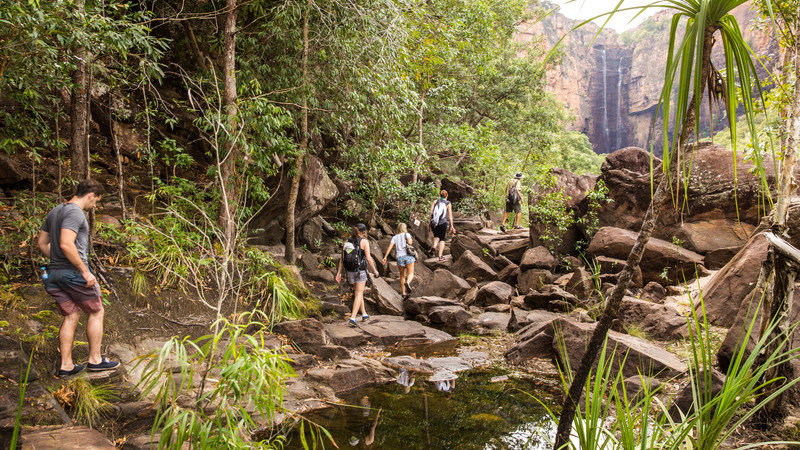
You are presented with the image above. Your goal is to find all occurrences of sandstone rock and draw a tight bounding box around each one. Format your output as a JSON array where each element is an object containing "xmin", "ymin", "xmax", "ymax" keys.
[
  {"xmin": 518, "ymin": 269, "xmax": 553, "ymax": 294},
  {"xmin": 300, "ymin": 217, "xmax": 326, "ymax": 250},
  {"xmin": 700, "ymin": 231, "xmax": 767, "ymax": 327},
  {"xmin": 427, "ymin": 306, "xmax": 473, "ymax": 330},
  {"xmin": 588, "ymin": 226, "xmax": 707, "ymax": 285},
  {"xmin": 666, "ymin": 369, "xmax": 725, "ymax": 422},
  {"xmin": 640, "ymin": 281, "xmax": 667, "ymax": 303},
  {"xmin": 616, "ymin": 297, "xmax": 689, "ymax": 340},
  {"xmin": 463, "ymin": 286, "xmax": 479, "ymax": 306},
  {"xmin": 553, "ymin": 319, "xmax": 687, "ymax": 379},
  {"xmin": 325, "ymin": 316, "xmax": 454, "ymax": 348},
  {"xmin": 451, "ymin": 216, "xmax": 483, "ymax": 233},
  {"xmin": 307, "ymin": 345, "xmax": 351, "ymax": 361},
  {"xmin": 622, "ymin": 375, "xmax": 662, "ymax": 404},
  {"xmin": 423, "ymin": 256, "xmax": 453, "ymax": 271},
  {"xmin": 475, "ymin": 281, "xmax": 514, "ymax": 306},
  {"xmin": 441, "ymin": 178, "xmax": 476, "ymax": 203},
  {"xmin": 413, "ymin": 269, "xmax": 470, "ymax": 299},
  {"xmin": 507, "ymin": 309, "xmax": 562, "ymax": 333},
  {"xmin": 489, "ymin": 238, "xmax": 529, "ymax": 263},
  {"xmin": 22, "ymin": 427, "xmax": 115, "ymax": 449},
  {"xmin": 305, "ymin": 269, "xmax": 335, "ymax": 283},
  {"xmin": 704, "ymin": 246, "xmax": 742, "ymax": 270},
  {"xmin": 676, "ymin": 219, "xmax": 754, "ymax": 254},
  {"xmin": 520, "ymin": 246, "xmax": 557, "ymax": 271},
  {"xmin": 273, "ymin": 318, "xmax": 328, "ymax": 347},
  {"xmin": 0, "ymin": 154, "xmax": 29, "ymax": 186},
  {"xmin": 485, "ymin": 304, "xmax": 511, "ymax": 313},
  {"xmin": 452, "ymin": 250, "xmax": 497, "ymax": 282},
  {"xmin": 496, "ymin": 263, "xmax": 520, "ymax": 285},
  {"xmin": 305, "ymin": 360, "xmax": 378, "ymax": 394},
  {"xmin": 523, "ymin": 286, "xmax": 578, "ymax": 310},
  {"xmin": 595, "ymin": 255, "xmax": 626, "ymax": 274},
  {"xmin": 370, "ymin": 277, "xmax": 404, "ymax": 315},
  {"xmin": 565, "ymin": 267, "xmax": 594, "ymax": 299},
  {"xmin": 404, "ymin": 296, "xmax": 464, "ymax": 316},
  {"xmin": 451, "ymin": 232, "xmax": 493, "ymax": 266}
]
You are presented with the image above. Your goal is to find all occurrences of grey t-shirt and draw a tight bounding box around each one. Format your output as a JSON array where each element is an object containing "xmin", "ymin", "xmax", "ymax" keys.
[{"xmin": 41, "ymin": 203, "xmax": 89, "ymax": 270}]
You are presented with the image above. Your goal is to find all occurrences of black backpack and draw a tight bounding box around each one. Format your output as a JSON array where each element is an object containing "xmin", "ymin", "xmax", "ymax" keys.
[
  {"xmin": 342, "ymin": 237, "xmax": 364, "ymax": 271},
  {"xmin": 507, "ymin": 180, "xmax": 520, "ymax": 204}
]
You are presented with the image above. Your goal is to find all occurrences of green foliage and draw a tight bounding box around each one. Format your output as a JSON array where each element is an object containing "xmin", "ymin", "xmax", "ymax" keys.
[
  {"xmin": 134, "ymin": 310, "xmax": 303, "ymax": 449},
  {"xmin": 576, "ymin": 180, "xmax": 612, "ymax": 242},
  {"xmin": 53, "ymin": 378, "xmax": 116, "ymax": 428},
  {"xmin": 0, "ymin": 192, "xmax": 51, "ymax": 279}
]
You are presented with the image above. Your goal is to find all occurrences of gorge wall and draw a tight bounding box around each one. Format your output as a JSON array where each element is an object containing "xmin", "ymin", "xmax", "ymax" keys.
[{"xmin": 516, "ymin": 3, "xmax": 779, "ymax": 155}]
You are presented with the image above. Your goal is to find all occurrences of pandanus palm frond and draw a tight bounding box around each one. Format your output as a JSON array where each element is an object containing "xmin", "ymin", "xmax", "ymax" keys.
[{"xmin": 657, "ymin": 0, "xmax": 774, "ymax": 202}]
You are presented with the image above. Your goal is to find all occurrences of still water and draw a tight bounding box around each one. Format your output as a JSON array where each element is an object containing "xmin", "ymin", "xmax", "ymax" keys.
[{"xmin": 286, "ymin": 370, "xmax": 561, "ymax": 449}]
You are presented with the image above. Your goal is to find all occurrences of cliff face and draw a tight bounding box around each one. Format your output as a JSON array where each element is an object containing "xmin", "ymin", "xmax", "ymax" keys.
[{"xmin": 517, "ymin": 3, "xmax": 779, "ymax": 155}]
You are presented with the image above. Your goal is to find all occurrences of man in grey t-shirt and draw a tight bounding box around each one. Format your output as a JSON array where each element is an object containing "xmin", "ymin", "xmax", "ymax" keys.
[{"xmin": 37, "ymin": 179, "xmax": 119, "ymax": 377}]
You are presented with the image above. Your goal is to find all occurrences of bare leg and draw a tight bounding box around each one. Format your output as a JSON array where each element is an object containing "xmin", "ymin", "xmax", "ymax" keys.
[
  {"xmin": 513, "ymin": 212, "xmax": 522, "ymax": 228},
  {"xmin": 352, "ymin": 281, "xmax": 366, "ymax": 319},
  {"xmin": 406, "ymin": 262, "xmax": 415, "ymax": 285},
  {"xmin": 432, "ymin": 237, "xmax": 440, "ymax": 252},
  {"xmin": 86, "ymin": 307, "xmax": 105, "ymax": 365},
  {"xmin": 501, "ymin": 212, "xmax": 509, "ymax": 227},
  {"xmin": 59, "ymin": 312, "xmax": 80, "ymax": 370},
  {"xmin": 437, "ymin": 240, "xmax": 445, "ymax": 258},
  {"xmin": 398, "ymin": 265, "xmax": 407, "ymax": 295}
]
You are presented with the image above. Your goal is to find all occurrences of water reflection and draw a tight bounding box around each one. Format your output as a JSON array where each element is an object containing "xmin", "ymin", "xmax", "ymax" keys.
[{"xmin": 287, "ymin": 371, "xmax": 560, "ymax": 449}]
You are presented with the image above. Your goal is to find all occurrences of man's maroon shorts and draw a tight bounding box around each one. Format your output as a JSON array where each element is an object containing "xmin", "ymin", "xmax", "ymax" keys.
[{"xmin": 43, "ymin": 269, "xmax": 103, "ymax": 316}]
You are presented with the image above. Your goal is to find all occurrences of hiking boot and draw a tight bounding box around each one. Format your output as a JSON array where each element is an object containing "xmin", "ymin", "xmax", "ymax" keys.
[
  {"xmin": 499, "ymin": 224, "xmax": 506, "ymax": 232},
  {"xmin": 87, "ymin": 357, "xmax": 119, "ymax": 372}
]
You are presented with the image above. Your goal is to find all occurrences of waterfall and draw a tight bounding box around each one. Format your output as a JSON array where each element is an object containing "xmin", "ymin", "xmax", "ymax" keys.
[
  {"xmin": 602, "ymin": 49, "xmax": 609, "ymax": 146},
  {"xmin": 616, "ymin": 57, "xmax": 623, "ymax": 150}
]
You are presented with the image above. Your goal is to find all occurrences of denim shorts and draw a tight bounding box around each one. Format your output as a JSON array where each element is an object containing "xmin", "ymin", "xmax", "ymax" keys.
[{"xmin": 397, "ymin": 255, "xmax": 416, "ymax": 267}]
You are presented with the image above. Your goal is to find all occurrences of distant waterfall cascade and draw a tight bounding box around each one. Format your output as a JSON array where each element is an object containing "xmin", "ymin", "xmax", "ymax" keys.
[
  {"xmin": 616, "ymin": 58, "xmax": 623, "ymax": 150},
  {"xmin": 602, "ymin": 49, "xmax": 609, "ymax": 145}
]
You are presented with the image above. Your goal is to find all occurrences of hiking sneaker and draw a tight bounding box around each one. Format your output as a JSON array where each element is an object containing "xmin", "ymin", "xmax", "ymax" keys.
[
  {"xmin": 513, "ymin": 225, "xmax": 523, "ymax": 230},
  {"xmin": 438, "ymin": 256, "xmax": 445, "ymax": 262},
  {"xmin": 57, "ymin": 363, "xmax": 85, "ymax": 378},
  {"xmin": 362, "ymin": 314, "xmax": 370, "ymax": 322},
  {"xmin": 87, "ymin": 357, "xmax": 119, "ymax": 372},
  {"xmin": 349, "ymin": 318, "xmax": 358, "ymax": 327},
  {"xmin": 499, "ymin": 224, "xmax": 506, "ymax": 232},
  {"xmin": 404, "ymin": 281, "xmax": 412, "ymax": 294}
]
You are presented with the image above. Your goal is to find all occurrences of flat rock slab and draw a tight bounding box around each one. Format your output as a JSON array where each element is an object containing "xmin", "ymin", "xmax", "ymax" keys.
[
  {"xmin": 384, "ymin": 354, "xmax": 486, "ymax": 374},
  {"xmin": 475, "ymin": 312, "xmax": 511, "ymax": 330},
  {"xmin": 21, "ymin": 426, "xmax": 115, "ymax": 449},
  {"xmin": 325, "ymin": 315, "xmax": 454, "ymax": 348}
]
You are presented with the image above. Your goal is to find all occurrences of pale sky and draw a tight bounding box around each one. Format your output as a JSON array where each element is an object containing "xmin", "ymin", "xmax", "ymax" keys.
[{"xmin": 551, "ymin": 0, "xmax": 663, "ymax": 32}]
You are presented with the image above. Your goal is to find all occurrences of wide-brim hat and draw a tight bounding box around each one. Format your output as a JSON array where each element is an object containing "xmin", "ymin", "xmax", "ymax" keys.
[{"xmin": 514, "ymin": 172, "xmax": 523, "ymax": 179}]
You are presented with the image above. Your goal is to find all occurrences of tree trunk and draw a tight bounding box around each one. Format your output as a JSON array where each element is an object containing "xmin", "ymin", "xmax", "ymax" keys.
[
  {"xmin": 108, "ymin": 96, "xmax": 126, "ymax": 222},
  {"xmin": 552, "ymin": 24, "xmax": 717, "ymax": 450},
  {"xmin": 411, "ymin": 84, "xmax": 428, "ymax": 184},
  {"xmin": 218, "ymin": 0, "xmax": 238, "ymax": 247},
  {"xmin": 286, "ymin": 0, "xmax": 311, "ymax": 265},
  {"xmin": 755, "ymin": 19, "xmax": 800, "ymax": 425},
  {"xmin": 70, "ymin": 0, "xmax": 89, "ymax": 181}
]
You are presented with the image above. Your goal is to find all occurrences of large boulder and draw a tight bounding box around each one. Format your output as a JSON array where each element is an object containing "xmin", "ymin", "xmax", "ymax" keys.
[
  {"xmin": 451, "ymin": 216, "xmax": 483, "ymax": 233},
  {"xmin": 489, "ymin": 238, "xmax": 529, "ymax": 263},
  {"xmin": 475, "ymin": 312, "xmax": 511, "ymax": 331},
  {"xmin": 475, "ymin": 281, "xmax": 514, "ymax": 306},
  {"xmin": 441, "ymin": 178, "xmax": 476, "ymax": 203},
  {"xmin": 507, "ymin": 309, "xmax": 562, "ymax": 333},
  {"xmin": 518, "ymin": 269, "xmax": 552, "ymax": 294},
  {"xmin": 587, "ymin": 144, "xmax": 774, "ymax": 243},
  {"xmin": 588, "ymin": 226, "xmax": 707, "ymax": 285},
  {"xmin": 520, "ymin": 246, "xmax": 558, "ymax": 271},
  {"xmin": 325, "ymin": 316, "xmax": 454, "ymax": 348},
  {"xmin": 675, "ymin": 219, "xmax": 755, "ymax": 254},
  {"xmin": 565, "ymin": 267, "xmax": 594, "ymax": 299},
  {"xmin": 273, "ymin": 318, "xmax": 328, "ymax": 348},
  {"xmin": 0, "ymin": 154, "xmax": 29, "ymax": 186},
  {"xmin": 305, "ymin": 358, "xmax": 394, "ymax": 395},
  {"xmin": 404, "ymin": 296, "xmax": 472, "ymax": 330},
  {"xmin": 700, "ymin": 231, "xmax": 768, "ymax": 327},
  {"xmin": 614, "ymin": 297, "xmax": 689, "ymax": 340},
  {"xmin": 553, "ymin": 319, "xmax": 688, "ymax": 380},
  {"xmin": 370, "ymin": 277, "xmax": 404, "ymax": 315},
  {"xmin": 413, "ymin": 269, "xmax": 470, "ymax": 299},
  {"xmin": 523, "ymin": 286, "xmax": 579, "ymax": 310},
  {"xmin": 452, "ymin": 250, "xmax": 497, "ymax": 282},
  {"xmin": 251, "ymin": 155, "xmax": 338, "ymax": 240},
  {"xmin": 451, "ymin": 232, "xmax": 493, "ymax": 266}
]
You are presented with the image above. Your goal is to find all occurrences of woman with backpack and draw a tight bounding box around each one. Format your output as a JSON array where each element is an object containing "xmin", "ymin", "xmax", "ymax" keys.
[
  {"xmin": 336, "ymin": 223, "xmax": 380, "ymax": 327},
  {"xmin": 428, "ymin": 190, "xmax": 455, "ymax": 261},
  {"xmin": 381, "ymin": 223, "xmax": 416, "ymax": 299},
  {"xmin": 500, "ymin": 172, "xmax": 524, "ymax": 232}
]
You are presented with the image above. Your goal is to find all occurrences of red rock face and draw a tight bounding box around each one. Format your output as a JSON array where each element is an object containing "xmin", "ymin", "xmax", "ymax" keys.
[{"xmin": 516, "ymin": 4, "xmax": 779, "ymax": 155}]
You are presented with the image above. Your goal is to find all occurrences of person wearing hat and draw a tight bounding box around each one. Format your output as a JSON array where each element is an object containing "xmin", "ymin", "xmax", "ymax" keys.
[
  {"xmin": 336, "ymin": 223, "xmax": 380, "ymax": 327},
  {"xmin": 500, "ymin": 173, "xmax": 524, "ymax": 232}
]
